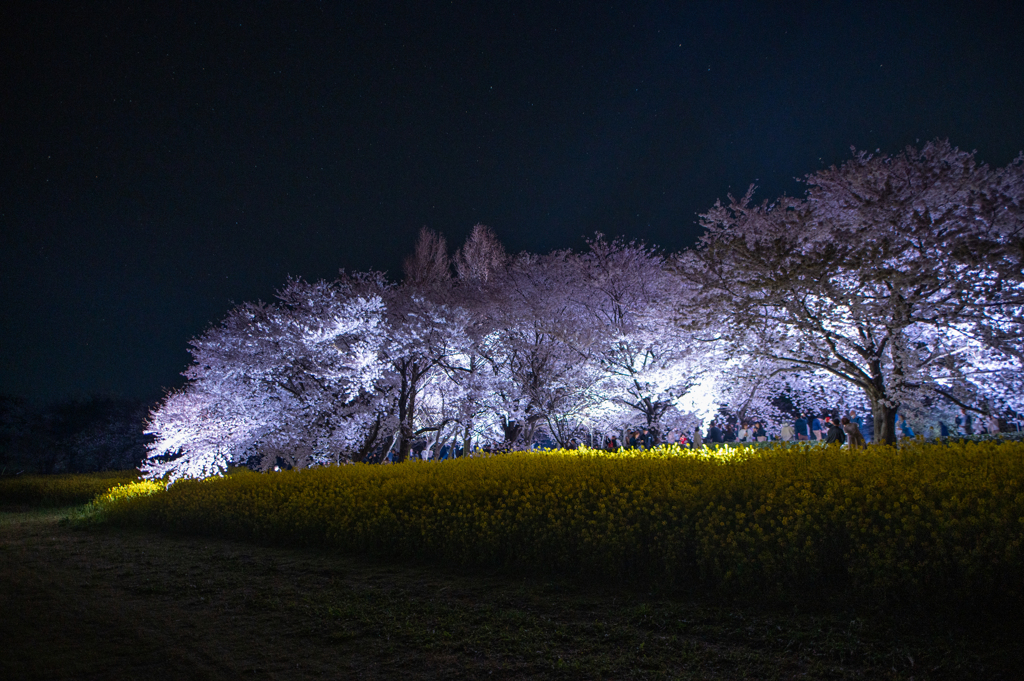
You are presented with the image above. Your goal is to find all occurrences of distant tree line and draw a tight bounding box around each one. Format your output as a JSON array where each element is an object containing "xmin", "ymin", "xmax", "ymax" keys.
[{"xmin": 0, "ymin": 394, "xmax": 154, "ymax": 475}]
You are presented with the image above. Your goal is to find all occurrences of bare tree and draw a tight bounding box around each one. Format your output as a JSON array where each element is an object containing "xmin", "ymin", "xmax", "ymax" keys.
[
  {"xmin": 455, "ymin": 223, "xmax": 507, "ymax": 283},
  {"xmin": 404, "ymin": 227, "xmax": 452, "ymax": 289}
]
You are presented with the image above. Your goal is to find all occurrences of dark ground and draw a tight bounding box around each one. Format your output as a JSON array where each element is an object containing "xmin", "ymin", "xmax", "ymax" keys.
[{"xmin": 1, "ymin": 507, "xmax": 1021, "ymax": 680}]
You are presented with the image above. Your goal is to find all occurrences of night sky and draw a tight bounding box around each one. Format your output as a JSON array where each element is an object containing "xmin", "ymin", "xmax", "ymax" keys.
[{"xmin": 2, "ymin": 1, "xmax": 1023, "ymax": 403}]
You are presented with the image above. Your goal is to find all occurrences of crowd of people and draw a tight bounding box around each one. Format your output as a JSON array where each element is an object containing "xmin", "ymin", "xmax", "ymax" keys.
[
  {"xmin": 642, "ymin": 407, "xmax": 1013, "ymax": 452},
  {"xmin": 372, "ymin": 407, "xmax": 1016, "ymax": 463},
  {"xmin": 594, "ymin": 410, "xmax": 872, "ymax": 452},
  {"xmin": 948, "ymin": 408, "xmax": 1003, "ymax": 437},
  {"xmin": 789, "ymin": 410, "xmax": 868, "ymax": 447}
]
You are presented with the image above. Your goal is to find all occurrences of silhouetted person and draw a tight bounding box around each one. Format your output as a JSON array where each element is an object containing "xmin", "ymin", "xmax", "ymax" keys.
[
  {"xmin": 794, "ymin": 414, "xmax": 809, "ymax": 441},
  {"xmin": 707, "ymin": 422, "xmax": 723, "ymax": 443},
  {"xmin": 841, "ymin": 416, "xmax": 866, "ymax": 449},
  {"xmin": 825, "ymin": 419, "xmax": 846, "ymax": 445},
  {"xmin": 722, "ymin": 424, "xmax": 737, "ymax": 442}
]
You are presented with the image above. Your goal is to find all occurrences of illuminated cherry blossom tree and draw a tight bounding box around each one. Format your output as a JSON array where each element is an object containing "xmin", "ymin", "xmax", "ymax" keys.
[
  {"xmin": 383, "ymin": 228, "xmax": 479, "ymax": 461},
  {"xmin": 679, "ymin": 141, "xmax": 1024, "ymax": 443},
  {"xmin": 570, "ymin": 236, "xmax": 708, "ymax": 436},
  {"xmin": 466, "ymin": 248, "xmax": 606, "ymax": 447},
  {"xmin": 145, "ymin": 141, "xmax": 1023, "ymax": 480},
  {"xmin": 143, "ymin": 278, "xmax": 390, "ymax": 481}
]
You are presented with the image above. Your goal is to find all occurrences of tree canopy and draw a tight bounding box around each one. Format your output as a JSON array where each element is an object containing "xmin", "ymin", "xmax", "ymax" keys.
[{"xmin": 144, "ymin": 142, "xmax": 1024, "ymax": 479}]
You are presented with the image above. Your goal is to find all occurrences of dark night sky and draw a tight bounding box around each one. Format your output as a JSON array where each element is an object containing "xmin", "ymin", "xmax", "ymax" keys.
[{"xmin": 2, "ymin": 1, "xmax": 1023, "ymax": 403}]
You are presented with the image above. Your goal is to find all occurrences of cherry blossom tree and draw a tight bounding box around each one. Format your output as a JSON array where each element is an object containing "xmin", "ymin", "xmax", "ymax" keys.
[
  {"xmin": 678, "ymin": 141, "xmax": 1024, "ymax": 443},
  {"xmin": 143, "ymin": 278, "xmax": 390, "ymax": 481},
  {"xmin": 468, "ymin": 251, "xmax": 583, "ymax": 447},
  {"xmin": 383, "ymin": 228, "xmax": 477, "ymax": 461},
  {"xmin": 145, "ymin": 141, "xmax": 1024, "ymax": 479},
  {"xmin": 570, "ymin": 236, "xmax": 708, "ymax": 437},
  {"xmin": 902, "ymin": 153, "xmax": 1021, "ymax": 359}
]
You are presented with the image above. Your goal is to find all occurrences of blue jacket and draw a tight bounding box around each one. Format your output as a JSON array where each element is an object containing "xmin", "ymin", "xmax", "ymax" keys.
[{"xmin": 794, "ymin": 418, "xmax": 808, "ymax": 436}]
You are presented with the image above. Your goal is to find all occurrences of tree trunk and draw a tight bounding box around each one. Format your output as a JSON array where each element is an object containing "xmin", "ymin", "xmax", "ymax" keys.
[
  {"xmin": 397, "ymin": 419, "xmax": 413, "ymax": 462},
  {"xmin": 354, "ymin": 416, "xmax": 382, "ymax": 463},
  {"xmin": 869, "ymin": 399, "xmax": 898, "ymax": 446},
  {"xmin": 500, "ymin": 416, "xmax": 523, "ymax": 449},
  {"xmin": 642, "ymin": 397, "xmax": 655, "ymax": 428},
  {"xmin": 396, "ymin": 366, "xmax": 416, "ymax": 463},
  {"xmin": 864, "ymin": 357, "xmax": 898, "ymax": 446},
  {"xmin": 432, "ymin": 427, "xmax": 442, "ymax": 460},
  {"xmin": 523, "ymin": 415, "xmax": 542, "ymax": 451}
]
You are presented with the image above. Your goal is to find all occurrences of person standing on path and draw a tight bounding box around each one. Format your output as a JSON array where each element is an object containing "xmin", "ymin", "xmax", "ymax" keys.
[
  {"xmin": 956, "ymin": 409, "xmax": 972, "ymax": 436},
  {"xmin": 811, "ymin": 415, "xmax": 823, "ymax": 441},
  {"xmin": 794, "ymin": 415, "xmax": 809, "ymax": 441}
]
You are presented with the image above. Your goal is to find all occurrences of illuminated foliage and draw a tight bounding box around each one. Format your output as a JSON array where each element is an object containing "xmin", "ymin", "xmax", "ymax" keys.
[
  {"xmin": 143, "ymin": 279, "xmax": 391, "ymax": 481},
  {"xmin": 679, "ymin": 141, "xmax": 1024, "ymax": 443},
  {"xmin": 143, "ymin": 142, "xmax": 1024, "ymax": 478}
]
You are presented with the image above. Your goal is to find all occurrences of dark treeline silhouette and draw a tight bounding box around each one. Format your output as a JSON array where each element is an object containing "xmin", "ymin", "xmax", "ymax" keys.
[{"xmin": 0, "ymin": 394, "xmax": 155, "ymax": 474}]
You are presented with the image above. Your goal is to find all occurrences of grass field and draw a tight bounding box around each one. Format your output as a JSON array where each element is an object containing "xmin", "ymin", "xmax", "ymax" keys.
[{"xmin": 2, "ymin": 506, "xmax": 1022, "ymax": 680}]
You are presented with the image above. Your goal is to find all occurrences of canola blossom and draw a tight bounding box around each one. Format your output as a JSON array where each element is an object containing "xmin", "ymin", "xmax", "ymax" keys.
[
  {"xmin": 0, "ymin": 470, "xmax": 138, "ymax": 507},
  {"xmin": 99, "ymin": 440, "xmax": 1024, "ymax": 604}
]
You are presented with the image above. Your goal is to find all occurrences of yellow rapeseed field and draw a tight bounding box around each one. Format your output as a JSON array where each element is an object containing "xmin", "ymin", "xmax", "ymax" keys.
[
  {"xmin": 96, "ymin": 440, "xmax": 1024, "ymax": 604},
  {"xmin": 0, "ymin": 470, "xmax": 138, "ymax": 506}
]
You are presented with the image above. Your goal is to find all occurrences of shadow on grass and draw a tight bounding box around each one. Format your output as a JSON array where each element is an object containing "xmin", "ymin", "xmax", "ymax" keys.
[{"xmin": 1, "ymin": 507, "xmax": 1021, "ymax": 680}]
